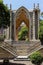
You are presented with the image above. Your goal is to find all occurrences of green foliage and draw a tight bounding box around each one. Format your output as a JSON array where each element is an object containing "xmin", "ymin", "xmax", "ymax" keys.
[
  {"xmin": 39, "ymin": 20, "xmax": 43, "ymax": 43},
  {"xmin": 0, "ymin": 1, "xmax": 10, "ymax": 28},
  {"xmin": 18, "ymin": 26, "xmax": 29, "ymax": 41},
  {"xmin": 29, "ymin": 52, "xmax": 43, "ymax": 65},
  {"xmin": 0, "ymin": 0, "xmax": 3, "ymax": 3}
]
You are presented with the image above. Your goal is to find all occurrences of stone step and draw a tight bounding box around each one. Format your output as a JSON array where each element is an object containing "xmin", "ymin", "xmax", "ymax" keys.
[{"xmin": 1, "ymin": 41, "xmax": 41, "ymax": 56}]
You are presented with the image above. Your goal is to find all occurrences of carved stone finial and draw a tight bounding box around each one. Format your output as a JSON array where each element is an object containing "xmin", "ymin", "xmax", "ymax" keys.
[
  {"xmin": 37, "ymin": 3, "xmax": 39, "ymax": 9},
  {"xmin": 10, "ymin": 4, "xmax": 12, "ymax": 10},
  {"xmin": 36, "ymin": 3, "xmax": 39, "ymax": 10},
  {"xmin": 6, "ymin": 4, "xmax": 8, "ymax": 7},
  {"xmin": 33, "ymin": 3, "xmax": 35, "ymax": 9}
]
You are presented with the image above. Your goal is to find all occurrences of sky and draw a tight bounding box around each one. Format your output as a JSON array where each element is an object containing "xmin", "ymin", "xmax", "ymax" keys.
[{"xmin": 3, "ymin": 0, "xmax": 43, "ymax": 12}]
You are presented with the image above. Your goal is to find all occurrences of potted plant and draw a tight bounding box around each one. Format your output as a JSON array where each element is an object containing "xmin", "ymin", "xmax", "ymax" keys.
[{"xmin": 29, "ymin": 52, "xmax": 43, "ymax": 65}]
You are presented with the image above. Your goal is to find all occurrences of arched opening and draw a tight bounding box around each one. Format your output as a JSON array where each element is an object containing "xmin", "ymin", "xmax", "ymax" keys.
[
  {"xmin": 14, "ymin": 6, "xmax": 30, "ymax": 41},
  {"xmin": 16, "ymin": 22, "xmax": 29, "ymax": 41}
]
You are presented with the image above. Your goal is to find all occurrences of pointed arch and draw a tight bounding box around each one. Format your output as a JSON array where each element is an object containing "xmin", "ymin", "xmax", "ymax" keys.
[
  {"xmin": 14, "ymin": 6, "xmax": 31, "ymax": 41},
  {"xmin": 15, "ymin": 6, "xmax": 31, "ymax": 29}
]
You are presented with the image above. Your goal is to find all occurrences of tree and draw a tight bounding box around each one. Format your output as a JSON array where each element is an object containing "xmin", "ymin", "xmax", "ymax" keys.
[
  {"xmin": 0, "ymin": 0, "xmax": 3, "ymax": 3},
  {"xmin": 18, "ymin": 26, "xmax": 29, "ymax": 41},
  {"xmin": 0, "ymin": 1, "xmax": 10, "ymax": 28}
]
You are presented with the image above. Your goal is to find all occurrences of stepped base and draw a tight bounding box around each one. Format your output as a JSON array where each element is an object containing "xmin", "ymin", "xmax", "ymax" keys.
[
  {"xmin": 30, "ymin": 39, "xmax": 40, "ymax": 42},
  {"xmin": 4, "ymin": 39, "xmax": 12, "ymax": 42},
  {"xmin": 4, "ymin": 40, "xmax": 41, "ymax": 56},
  {"xmin": 16, "ymin": 56, "xmax": 28, "ymax": 59},
  {"xmin": 14, "ymin": 58, "xmax": 30, "ymax": 61},
  {"xmin": 4, "ymin": 39, "xmax": 13, "ymax": 44}
]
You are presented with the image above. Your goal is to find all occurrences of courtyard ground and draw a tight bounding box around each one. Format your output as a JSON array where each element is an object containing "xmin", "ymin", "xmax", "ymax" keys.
[
  {"xmin": 10, "ymin": 60, "xmax": 43, "ymax": 65},
  {"xmin": 0, "ymin": 60, "xmax": 43, "ymax": 65}
]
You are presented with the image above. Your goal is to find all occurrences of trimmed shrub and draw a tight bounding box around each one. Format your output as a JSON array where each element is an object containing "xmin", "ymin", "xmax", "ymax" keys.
[{"xmin": 29, "ymin": 52, "xmax": 43, "ymax": 65}]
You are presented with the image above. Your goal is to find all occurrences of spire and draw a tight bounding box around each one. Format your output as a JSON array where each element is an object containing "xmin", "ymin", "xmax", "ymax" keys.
[
  {"xmin": 33, "ymin": 3, "xmax": 35, "ymax": 9},
  {"xmin": 36, "ymin": 3, "xmax": 39, "ymax": 10},
  {"xmin": 6, "ymin": 4, "xmax": 8, "ymax": 7},
  {"xmin": 10, "ymin": 4, "xmax": 12, "ymax": 10},
  {"xmin": 37, "ymin": 3, "xmax": 39, "ymax": 9}
]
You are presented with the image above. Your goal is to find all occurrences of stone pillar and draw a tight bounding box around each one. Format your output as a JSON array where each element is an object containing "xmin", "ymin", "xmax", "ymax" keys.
[
  {"xmin": 9, "ymin": 26, "xmax": 10, "ymax": 39},
  {"xmin": 6, "ymin": 27, "xmax": 9, "ymax": 39},
  {"xmin": 14, "ymin": 14, "xmax": 16, "ymax": 41},
  {"xmin": 33, "ymin": 4, "xmax": 36, "ymax": 40},
  {"xmin": 29, "ymin": 17, "xmax": 31, "ymax": 40},
  {"xmin": 4, "ymin": 28, "xmax": 7, "ymax": 40},
  {"xmin": 38, "ymin": 12, "xmax": 40, "ymax": 39},
  {"xmin": 9, "ymin": 4, "xmax": 12, "ymax": 41},
  {"xmin": 37, "ymin": 3, "xmax": 40, "ymax": 39}
]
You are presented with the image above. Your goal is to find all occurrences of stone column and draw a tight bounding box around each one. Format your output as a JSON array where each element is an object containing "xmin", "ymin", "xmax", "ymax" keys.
[
  {"xmin": 6, "ymin": 27, "xmax": 9, "ymax": 39},
  {"xmin": 14, "ymin": 14, "xmax": 16, "ymax": 41},
  {"xmin": 9, "ymin": 4, "xmax": 12, "ymax": 41},
  {"xmin": 33, "ymin": 4, "xmax": 36, "ymax": 40},
  {"xmin": 29, "ymin": 17, "xmax": 31, "ymax": 40},
  {"xmin": 9, "ymin": 26, "xmax": 10, "ymax": 39},
  {"xmin": 37, "ymin": 4, "xmax": 40, "ymax": 39},
  {"xmin": 38, "ymin": 12, "xmax": 40, "ymax": 39},
  {"xmin": 5, "ymin": 28, "xmax": 7, "ymax": 40}
]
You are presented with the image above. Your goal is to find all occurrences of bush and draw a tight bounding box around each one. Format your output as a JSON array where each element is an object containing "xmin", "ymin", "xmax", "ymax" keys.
[
  {"xmin": 18, "ymin": 26, "xmax": 29, "ymax": 41},
  {"xmin": 29, "ymin": 52, "xmax": 43, "ymax": 65}
]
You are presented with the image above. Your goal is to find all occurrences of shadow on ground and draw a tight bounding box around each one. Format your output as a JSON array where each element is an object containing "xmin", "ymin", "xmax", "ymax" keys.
[{"xmin": 0, "ymin": 62, "xmax": 25, "ymax": 65}]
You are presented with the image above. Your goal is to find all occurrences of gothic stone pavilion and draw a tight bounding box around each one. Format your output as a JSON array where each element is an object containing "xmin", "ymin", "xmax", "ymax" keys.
[
  {"xmin": 0, "ymin": 4, "xmax": 43, "ymax": 60},
  {"xmin": 9, "ymin": 4, "xmax": 40, "ymax": 41}
]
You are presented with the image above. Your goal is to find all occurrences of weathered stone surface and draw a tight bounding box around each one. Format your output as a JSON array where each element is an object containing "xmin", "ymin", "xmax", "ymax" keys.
[{"xmin": 0, "ymin": 47, "xmax": 14, "ymax": 59}]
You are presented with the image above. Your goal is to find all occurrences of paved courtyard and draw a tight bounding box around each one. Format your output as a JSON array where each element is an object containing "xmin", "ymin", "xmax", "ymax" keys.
[
  {"xmin": 0, "ymin": 60, "xmax": 43, "ymax": 65},
  {"xmin": 9, "ymin": 60, "xmax": 43, "ymax": 65}
]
